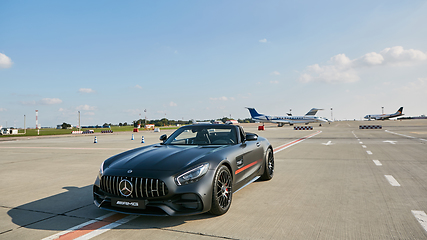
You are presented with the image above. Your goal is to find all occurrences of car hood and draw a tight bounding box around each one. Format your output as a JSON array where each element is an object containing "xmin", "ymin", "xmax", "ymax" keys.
[{"xmin": 106, "ymin": 144, "xmax": 226, "ymax": 172}]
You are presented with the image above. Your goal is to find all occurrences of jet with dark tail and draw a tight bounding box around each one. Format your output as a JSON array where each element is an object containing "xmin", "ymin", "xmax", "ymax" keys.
[
  {"xmin": 246, "ymin": 107, "xmax": 327, "ymax": 126},
  {"xmin": 364, "ymin": 107, "xmax": 404, "ymax": 120}
]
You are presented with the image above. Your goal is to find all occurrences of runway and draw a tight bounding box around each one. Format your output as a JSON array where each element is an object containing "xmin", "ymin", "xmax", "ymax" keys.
[{"xmin": 1, "ymin": 120, "xmax": 427, "ymax": 239}]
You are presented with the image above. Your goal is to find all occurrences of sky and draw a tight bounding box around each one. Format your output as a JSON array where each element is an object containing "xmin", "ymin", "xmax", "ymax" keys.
[{"xmin": 1, "ymin": 0, "xmax": 427, "ymax": 128}]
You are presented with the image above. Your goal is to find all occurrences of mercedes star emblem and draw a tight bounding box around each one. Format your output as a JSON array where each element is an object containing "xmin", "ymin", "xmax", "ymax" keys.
[{"xmin": 118, "ymin": 179, "xmax": 133, "ymax": 197}]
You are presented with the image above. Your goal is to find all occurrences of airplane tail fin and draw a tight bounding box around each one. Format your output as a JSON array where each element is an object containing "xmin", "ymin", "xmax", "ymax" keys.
[
  {"xmin": 397, "ymin": 107, "xmax": 403, "ymax": 114},
  {"xmin": 305, "ymin": 108, "xmax": 323, "ymax": 116},
  {"xmin": 246, "ymin": 107, "xmax": 263, "ymax": 118}
]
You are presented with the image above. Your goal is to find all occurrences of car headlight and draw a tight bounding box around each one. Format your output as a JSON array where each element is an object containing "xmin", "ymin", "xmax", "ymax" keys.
[{"xmin": 175, "ymin": 163, "xmax": 209, "ymax": 186}]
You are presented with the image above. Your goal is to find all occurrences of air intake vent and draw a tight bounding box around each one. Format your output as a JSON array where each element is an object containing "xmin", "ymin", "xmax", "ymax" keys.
[{"xmin": 100, "ymin": 176, "xmax": 168, "ymax": 198}]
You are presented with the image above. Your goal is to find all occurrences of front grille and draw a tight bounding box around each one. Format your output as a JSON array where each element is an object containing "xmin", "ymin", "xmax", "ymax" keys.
[{"xmin": 100, "ymin": 175, "xmax": 168, "ymax": 199}]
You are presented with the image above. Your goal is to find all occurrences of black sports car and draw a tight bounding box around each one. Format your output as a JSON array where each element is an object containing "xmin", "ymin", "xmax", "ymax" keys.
[{"xmin": 93, "ymin": 124, "xmax": 274, "ymax": 216}]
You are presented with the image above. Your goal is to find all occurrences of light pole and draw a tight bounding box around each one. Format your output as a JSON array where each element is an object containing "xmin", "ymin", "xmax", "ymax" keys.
[{"xmin": 144, "ymin": 109, "xmax": 147, "ymax": 128}]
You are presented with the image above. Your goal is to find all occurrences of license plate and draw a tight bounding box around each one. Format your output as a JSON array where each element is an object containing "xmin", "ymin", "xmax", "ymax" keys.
[{"xmin": 111, "ymin": 198, "xmax": 146, "ymax": 209}]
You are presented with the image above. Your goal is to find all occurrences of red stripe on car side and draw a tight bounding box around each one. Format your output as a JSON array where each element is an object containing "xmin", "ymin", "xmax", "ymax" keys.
[{"xmin": 235, "ymin": 159, "xmax": 262, "ymax": 175}]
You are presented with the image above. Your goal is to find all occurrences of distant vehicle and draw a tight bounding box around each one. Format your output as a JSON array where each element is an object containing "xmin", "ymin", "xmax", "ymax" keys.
[
  {"xmin": 93, "ymin": 124, "xmax": 274, "ymax": 216},
  {"xmin": 246, "ymin": 107, "xmax": 328, "ymax": 126},
  {"xmin": 364, "ymin": 107, "xmax": 404, "ymax": 120},
  {"xmin": 191, "ymin": 119, "xmax": 212, "ymax": 124},
  {"xmin": 225, "ymin": 120, "xmax": 238, "ymax": 125},
  {"xmin": 82, "ymin": 125, "xmax": 111, "ymax": 128},
  {"xmin": 0, "ymin": 128, "xmax": 18, "ymax": 135}
]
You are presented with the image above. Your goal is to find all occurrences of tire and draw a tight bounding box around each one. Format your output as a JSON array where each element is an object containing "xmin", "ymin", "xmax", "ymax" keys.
[
  {"xmin": 260, "ymin": 148, "xmax": 274, "ymax": 181},
  {"xmin": 209, "ymin": 165, "xmax": 233, "ymax": 215}
]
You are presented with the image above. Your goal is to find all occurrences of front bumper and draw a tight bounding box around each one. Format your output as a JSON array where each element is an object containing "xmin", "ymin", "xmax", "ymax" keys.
[{"xmin": 93, "ymin": 169, "xmax": 215, "ymax": 216}]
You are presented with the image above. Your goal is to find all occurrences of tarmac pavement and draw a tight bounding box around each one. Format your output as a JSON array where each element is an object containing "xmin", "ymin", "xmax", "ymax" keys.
[{"xmin": 1, "ymin": 121, "xmax": 427, "ymax": 239}]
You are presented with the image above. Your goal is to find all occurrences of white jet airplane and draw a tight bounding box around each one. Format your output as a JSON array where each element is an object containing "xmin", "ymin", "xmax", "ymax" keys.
[
  {"xmin": 364, "ymin": 107, "xmax": 404, "ymax": 120},
  {"xmin": 246, "ymin": 107, "xmax": 328, "ymax": 126}
]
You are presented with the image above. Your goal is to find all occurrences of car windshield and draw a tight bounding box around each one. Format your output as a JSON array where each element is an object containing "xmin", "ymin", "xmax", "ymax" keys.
[{"xmin": 164, "ymin": 125, "xmax": 238, "ymax": 145}]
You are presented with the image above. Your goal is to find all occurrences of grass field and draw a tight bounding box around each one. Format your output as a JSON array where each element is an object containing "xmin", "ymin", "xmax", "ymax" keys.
[{"xmin": 0, "ymin": 125, "xmax": 180, "ymax": 138}]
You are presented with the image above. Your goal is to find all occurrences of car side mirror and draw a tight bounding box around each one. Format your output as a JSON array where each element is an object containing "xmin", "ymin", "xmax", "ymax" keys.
[
  {"xmin": 159, "ymin": 134, "xmax": 167, "ymax": 143},
  {"xmin": 245, "ymin": 133, "xmax": 258, "ymax": 141}
]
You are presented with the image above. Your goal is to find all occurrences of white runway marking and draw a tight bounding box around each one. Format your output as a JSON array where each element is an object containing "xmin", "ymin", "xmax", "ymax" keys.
[
  {"xmin": 384, "ymin": 175, "xmax": 401, "ymax": 186},
  {"xmin": 42, "ymin": 213, "xmax": 138, "ymax": 240},
  {"xmin": 322, "ymin": 141, "xmax": 334, "ymax": 145},
  {"xmin": 74, "ymin": 215, "xmax": 138, "ymax": 240},
  {"xmin": 383, "ymin": 140, "xmax": 397, "ymax": 144},
  {"xmin": 41, "ymin": 213, "xmax": 117, "ymax": 240},
  {"xmin": 273, "ymin": 131, "xmax": 322, "ymax": 154},
  {"xmin": 359, "ymin": 141, "xmax": 363, "ymax": 144},
  {"xmin": 412, "ymin": 210, "xmax": 427, "ymax": 233},
  {"xmin": 385, "ymin": 130, "xmax": 427, "ymax": 142},
  {"xmin": 373, "ymin": 160, "xmax": 382, "ymax": 166},
  {"xmin": 362, "ymin": 145, "xmax": 367, "ymax": 148},
  {"xmin": 366, "ymin": 151, "xmax": 373, "ymax": 155}
]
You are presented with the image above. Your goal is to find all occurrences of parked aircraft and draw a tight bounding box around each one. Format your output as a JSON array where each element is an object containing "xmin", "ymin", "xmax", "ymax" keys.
[
  {"xmin": 246, "ymin": 107, "xmax": 328, "ymax": 126},
  {"xmin": 364, "ymin": 107, "xmax": 404, "ymax": 120}
]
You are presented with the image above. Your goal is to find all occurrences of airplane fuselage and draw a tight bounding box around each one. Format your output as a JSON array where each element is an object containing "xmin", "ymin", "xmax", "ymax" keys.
[
  {"xmin": 364, "ymin": 107, "xmax": 404, "ymax": 120},
  {"xmin": 246, "ymin": 107, "xmax": 328, "ymax": 126},
  {"xmin": 251, "ymin": 113, "xmax": 327, "ymax": 125}
]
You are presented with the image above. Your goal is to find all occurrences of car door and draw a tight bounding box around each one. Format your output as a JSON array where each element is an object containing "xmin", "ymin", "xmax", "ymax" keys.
[{"xmin": 233, "ymin": 127, "xmax": 264, "ymax": 187}]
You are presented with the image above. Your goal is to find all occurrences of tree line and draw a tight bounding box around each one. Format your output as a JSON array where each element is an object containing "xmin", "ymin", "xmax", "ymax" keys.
[{"xmin": 61, "ymin": 117, "xmax": 254, "ymax": 129}]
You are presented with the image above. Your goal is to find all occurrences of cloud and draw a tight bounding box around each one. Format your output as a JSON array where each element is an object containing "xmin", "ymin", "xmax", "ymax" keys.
[
  {"xmin": 0, "ymin": 108, "xmax": 7, "ymax": 112},
  {"xmin": 76, "ymin": 104, "xmax": 96, "ymax": 111},
  {"xmin": 79, "ymin": 88, "xmax": 95, "ymax": 93},
  {"xmin": 210, "ymin": 96, "xmax": 235, "ymax": 101},
  {"xmin": 169, "ymin": 101, "xmax": 177, "ymax": 107},
  {"xmin": 123, "ymin": 109, "xmax": 143, "ymax": 116},
  {"xmin": 134, "ymin": 85, "xmax": 142, "ymax": 89},
  {"xmin": 403, "ymin": 77, "xmax": 427, "ymax": 93},
  {"xmin": 259, "ymin": 39, "xmax": 267, "ymax": 43},
  {"xmin": 0, "ymin": 53, "xmax": 13, "ymax": 68},
  {"xmin": 19, "ymin": 98, "xmax": 62, "ymax": 105},
  {"xmin": 300, "ymin": 46, "xmax": 427, "ymax": 83},
  {"xmin": 20, "ymin": 100, "xmax": 37, "ymax": 106},
  {"xmin": 270, "ymin": 80, "xmax": 279, "ymax": 84},
  {"xmin": 40, "ymin": 98, "xmax": 62, "ymax": 105},
  {"xmin": 270, "ymin": 71, "xmax": 280, "ymax": 75}
]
